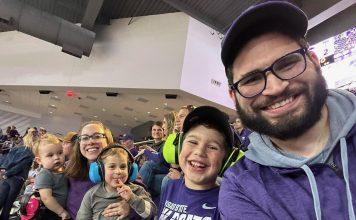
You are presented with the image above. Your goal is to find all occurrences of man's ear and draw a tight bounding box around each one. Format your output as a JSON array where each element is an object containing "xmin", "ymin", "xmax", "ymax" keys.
[
  {"xmin": 228, "ymin": 89, "xmax": 237, "ymax": 106},
  {"xmin": 308, "ymin": 50, "xmax": 321, "ymax": 67}
]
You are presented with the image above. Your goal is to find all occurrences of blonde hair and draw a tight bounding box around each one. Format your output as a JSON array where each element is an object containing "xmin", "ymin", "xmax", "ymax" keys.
[
  {"xmin": 163, "ymin": 111, "xmax": 176, "ymax": 136},
  {"xmin": 65, "ymin": 121, "xmax": 114, "ymax": 180},
  {"xmin": 23, "ymin": 128, "xmax": 39, "ymax": 150},
  {"xmin": 33, "ymin": 133, "xmax": 61, "ymax": 156}
]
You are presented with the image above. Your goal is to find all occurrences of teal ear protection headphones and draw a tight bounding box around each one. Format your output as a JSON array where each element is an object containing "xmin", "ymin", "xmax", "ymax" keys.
[
  {"xmin": 89, "ymin": 144, "xmax": 138, "ymax": 184},
  {"xmin": 162, "ymin": 106, "xmax": 245, "ymax": 176}
]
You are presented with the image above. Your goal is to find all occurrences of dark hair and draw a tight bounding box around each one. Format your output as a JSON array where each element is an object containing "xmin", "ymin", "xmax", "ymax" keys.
[
  {"xmin": 225, "ymin": 22, "xmax": 309, "ymax": 85},
  {"xmin": 151, "ymin": 121, "xmax": 163, "ymax": 129}
]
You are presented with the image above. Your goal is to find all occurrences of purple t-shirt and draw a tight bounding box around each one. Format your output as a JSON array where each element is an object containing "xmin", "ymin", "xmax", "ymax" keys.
[
  {"xmin": 158, "ymin": 179, "xmax": 220, "ymax": 219},
  {"xmin": 66, "ymin": 177, "xmax": 95, "ymax": 219}
]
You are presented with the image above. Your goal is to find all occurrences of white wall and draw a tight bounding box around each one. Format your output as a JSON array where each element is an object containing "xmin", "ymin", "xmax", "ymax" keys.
[
  {"xmin": 0, "ymin": 12, "xmax": 189, "ymax": 90},
  {"xmin": 180, "ymin": 18, "xmax": 234, "ymax": 109}
]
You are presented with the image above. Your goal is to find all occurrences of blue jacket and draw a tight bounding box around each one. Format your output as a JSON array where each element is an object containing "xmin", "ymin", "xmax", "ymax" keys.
[
  {"xmin": 219, "ymin": 90, "xmax": 356, "ymax": 219},
  {"xmin": 0, "ymin": 146, "xmax": 34, "ymax": 179}
]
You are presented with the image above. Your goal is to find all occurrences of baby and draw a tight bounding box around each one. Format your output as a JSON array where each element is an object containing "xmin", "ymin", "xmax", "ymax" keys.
[
  {"xmin": 77, "ymin": 144, "xmax": 157, "ymax": 219},
  {"xmin": 34, "ymin": 134, "xmax": 69, "ymax": 219}
]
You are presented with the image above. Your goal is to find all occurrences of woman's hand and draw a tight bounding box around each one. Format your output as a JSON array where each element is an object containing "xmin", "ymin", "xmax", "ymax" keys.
[{"xmin": 102, "ymin": 200, "xmax": 130, "ymax": 219}]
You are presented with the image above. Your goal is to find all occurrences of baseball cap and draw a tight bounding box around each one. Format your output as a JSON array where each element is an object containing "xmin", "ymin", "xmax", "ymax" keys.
[
  {"xmin": 122, "ymin": 134, "xmax": 134, "ymax": 141},
  {"xmin": 182, "ymin": 106, "xmax": 234, "ymax": 151},
  {"xmin": 221, "ymin": 1, "xmax": 308, "ymax": 68},
  {"xmin": 63, "ymin": 131, "xmax": 78, "ymax": 142}
]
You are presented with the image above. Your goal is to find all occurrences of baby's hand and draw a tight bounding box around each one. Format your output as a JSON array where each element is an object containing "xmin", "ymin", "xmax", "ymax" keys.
[
  {"xmin": 59, "ymin": 209, "xmax": 70, "ymax": 219},
  {"xmin": 116, "ymin": 180, "xmax": 133, "ymax": 201}
]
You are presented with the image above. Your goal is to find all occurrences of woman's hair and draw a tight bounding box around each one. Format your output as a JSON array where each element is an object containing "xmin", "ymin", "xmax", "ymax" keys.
[
  {"xmin": 65, "ymin": 121, "xmax": 114, "ymax": 180},
  {"xmin": 180, "ymin": 105, "xmax": 195, "ymax": 113},
  {"xmin": 163, "ymin": 111, "xmax": 176, "ymax": 136},
  {"xmin": 33, "ymin": 133, "xmax": 60, "ymax": 156},
  {"xmin": 23, "ymin": 128, "xmax": 39, "ymax": 151}
]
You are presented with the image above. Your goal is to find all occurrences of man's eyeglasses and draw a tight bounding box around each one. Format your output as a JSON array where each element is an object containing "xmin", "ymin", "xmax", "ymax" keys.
[
  {"xmin": 230, "ymin": 48, "xmax": 308, "ymax": 98},
  {"xmin": 78, "ymin": 133, "xmax": 106, "ymax": 142}
]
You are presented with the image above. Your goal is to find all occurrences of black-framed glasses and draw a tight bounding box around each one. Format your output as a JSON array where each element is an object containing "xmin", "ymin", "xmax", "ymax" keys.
[
  {"xmin": 78, "ymin": 133, "xmax": 106, "ymax": 142},
  {"xmin": 230, "ymin": 48, "xmax": 308, "ymax": 98}
]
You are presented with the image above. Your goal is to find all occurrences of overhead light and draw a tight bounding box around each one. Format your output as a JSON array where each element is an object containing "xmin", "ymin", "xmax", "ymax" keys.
[
  {"xmin": 164, "ymin": 103, "xmax": 168, "ymax": 106},
  {"xmin": 147, "ymin": 112, "xmax": 150, "ymax": 114},
  {"xmin": 50, "ymin": 104, "xmax": 56, "ymax": 107},
  {"xmin": 124, "ymin": 123, "xmax": 127, "ymax": 126},
  {"xmin": 134, "ymin": 117, "xmax": 138, "ymax": 121},
  {"xmin": 155, "ymin": 107, "xmax": 159, "ymax": 110},
  {"xmin": 54, "ymin": 96, "xmax": 58, "ymax": 99},
  {"xmin": 4, "ymin": 100, "xmax": 9, "ymax": 103},
  {"xmin": 93, "ymin": 115, "xmax": 98, "ymax": 118},
  {"xmin": 49, "ymin": 111, "xmax": 53, "ymax": 114},
  {"xmin": 102, "ymin": 108, "xmax": 106, "ymax": 112}
]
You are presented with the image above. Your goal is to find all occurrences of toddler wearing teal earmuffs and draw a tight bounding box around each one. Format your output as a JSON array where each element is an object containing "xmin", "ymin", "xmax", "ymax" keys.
[
  {"xmin": 158, "ymin": 106, "xmax": 243, "ymax": 219},
  {"xmin": 76, "ymin": 144, "xmax": 157, "ymax": 219}
]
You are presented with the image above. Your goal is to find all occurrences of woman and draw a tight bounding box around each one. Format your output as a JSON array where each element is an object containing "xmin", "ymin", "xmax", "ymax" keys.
[
  {"xmin": 162, "ymin": 111, "xmax": 176, "ymax": 139},
  {"xmin": 0, "ymin": 127, "xmax": 37, "ymax": 220},
  {"xmin": 65, "ymin": 121, "xmax": 130, "ymax": 219}
]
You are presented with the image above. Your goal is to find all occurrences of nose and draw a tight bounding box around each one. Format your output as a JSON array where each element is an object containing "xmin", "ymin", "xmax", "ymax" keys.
[
  {"xmin": 193, "ymin": 144, "xmax": 207, "ymax": 157},
  {"xmin": 261, "ymin": 72, "xmax": 289, "ymax": 96}
]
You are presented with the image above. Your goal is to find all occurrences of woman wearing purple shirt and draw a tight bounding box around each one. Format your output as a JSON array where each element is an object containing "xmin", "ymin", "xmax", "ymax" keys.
[
  {"xmin": 65, "ymin": 121, "xmax": 130, "ymax": 219},
  {"xmin": 158, "ymin": 106, "xmax": 234, "ymax": 219}
]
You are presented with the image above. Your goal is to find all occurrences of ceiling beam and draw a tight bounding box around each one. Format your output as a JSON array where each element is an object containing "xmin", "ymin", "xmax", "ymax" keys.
[
  {"xmin": 162, "ymin": 0, "xmax": 225, "ymax": 33},
  {"xmin": 81, "ymin": 0, "xmax": 104, "ymax": 30},
  {"xmin": 308, "ymin": 0, "xmax": 355, "ymax": 30}
]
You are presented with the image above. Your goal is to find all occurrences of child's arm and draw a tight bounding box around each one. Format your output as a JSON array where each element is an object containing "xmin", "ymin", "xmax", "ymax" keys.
[
  {"xmin": 117, "ymin": 182, "xmax": 157, "ymax": 219},
  {"xmin": 76, "ymin": 189, "xmax": 94, "ymax": 220},
  {"xmin": 38, "ymin": 188, "xmax": 70, "ymax": 219}
]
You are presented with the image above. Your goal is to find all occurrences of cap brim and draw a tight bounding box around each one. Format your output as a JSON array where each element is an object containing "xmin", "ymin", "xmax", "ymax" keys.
[{"xmin": 221, "ymin": 1, "xmax": 308, "ymax": 67}]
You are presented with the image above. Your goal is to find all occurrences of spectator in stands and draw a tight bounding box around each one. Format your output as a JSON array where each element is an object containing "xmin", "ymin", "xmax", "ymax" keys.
[
  {"xmin": 122, "ymin": 134, "xmax": 138, "ymax": 157},
  {"xmin": 161, "ymin": 105, "xmax": 195, "ymax": 192},
  {"xmin": 62, "ymin": 131, "xmax": 78, "ymax": 162},
  {"xmin": 77, "ymin": 145, "xmax": 157, "ymax": 219},
  {"xmin": 9, "ymin": 126, "xmax": 19, "ymax": 139},
  {"xmin": 138, "ymin": 121, "xmax": 169, "ymax": 196},
  {"xmin": 232, "ymin": 117, "xmax": 252, "ymax": 151},
  {"xmin": 158, "ymin": 106, "xmax": 233, "ymax": 219},
  {"xmin": 0, "ymin": 128, "xmax": 35, "ymax": 220},
  {"xmin": 39, "ymin": 127, "xmax": 47, "ymax": 138},
  {"xmin": 219, "ymin": 1, "xmax": 356, "ymax": 219},
  {"xmin": 33, "ymin": 134, "xmax": 69, "ymax": 219},
  {"xmin": 65, "ymin": 121, "xmax": 131, "ymax": 219},
  {"xmin": 162, "ymin": 112, "xmax": 176, "ymax": 139}
]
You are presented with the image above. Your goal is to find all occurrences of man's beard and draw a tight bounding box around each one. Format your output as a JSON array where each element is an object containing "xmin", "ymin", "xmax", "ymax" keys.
[{"xmin": 235, "ymin": 67, "xmax": 328, "ymax": 140}]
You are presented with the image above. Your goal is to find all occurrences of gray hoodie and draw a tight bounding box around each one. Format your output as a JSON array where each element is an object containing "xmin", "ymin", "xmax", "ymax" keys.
[{"xmin": 244, "ymin": 89, "xmax": 356, "ymax": 220}]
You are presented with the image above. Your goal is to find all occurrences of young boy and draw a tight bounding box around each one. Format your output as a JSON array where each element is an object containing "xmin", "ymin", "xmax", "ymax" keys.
[
  {"xmin": 77, "ymin": 144, "xmax": 157, "ymax": 220},
  {"xmin": 158, "ymin": 106, "xmax": 234, "ymax": 219},
  {"xmin": 34, "ymin": 134, "xmax": 69, "ymax": 219}
]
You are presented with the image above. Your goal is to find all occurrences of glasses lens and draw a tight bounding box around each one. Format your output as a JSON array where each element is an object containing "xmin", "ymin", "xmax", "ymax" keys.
[
  {"xmin": 92, "ymin": 133, "xmax": 105, "ymax": 140},
  {"xmin": 273, "ymin": 52, "xmax": 305, "ymax": 79},
  {"xmin": 237, "ymin": 72, "xmax": 266, "ymax": 97},
  {"xmin": 79, "ymin": 135, "xmax": 89, "ymax": 142}
]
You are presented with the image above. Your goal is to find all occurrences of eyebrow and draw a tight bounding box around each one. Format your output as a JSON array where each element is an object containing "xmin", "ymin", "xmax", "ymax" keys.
[{"xmin": 238, "ymin": 69, "xmax": 264, "ymax": 81}]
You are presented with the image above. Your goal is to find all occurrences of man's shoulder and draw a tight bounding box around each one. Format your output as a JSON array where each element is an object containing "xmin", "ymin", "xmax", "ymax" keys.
[{"xmin": 223, "ymin": 156, "xmax": 263, "ymax": 183}]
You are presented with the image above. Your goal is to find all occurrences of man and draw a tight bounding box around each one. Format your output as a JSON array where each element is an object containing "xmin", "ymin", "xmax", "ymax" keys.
[
  {"xmin": 219, "ymin": 1, "xmax": 356, "ymax": 220},
  {"xmin": 232, "ymin": 117, "xmax": 251, "ymax": 151},
  {"xmin": 122, "ymin": 134, "xmax": 138, "ymax": 157}
]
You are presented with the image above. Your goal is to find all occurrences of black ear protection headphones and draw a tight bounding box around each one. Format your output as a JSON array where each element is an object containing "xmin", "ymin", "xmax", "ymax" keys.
[
  {"xmin": 162, "ymin": 108, "xmax": 245, "ymax": 177},
  {"xmin": 89, "ymin": 143, "xmax": 138, "ymax": 184}
]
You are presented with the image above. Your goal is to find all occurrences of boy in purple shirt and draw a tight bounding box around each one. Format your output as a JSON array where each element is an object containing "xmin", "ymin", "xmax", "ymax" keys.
[{"xmin": 158, "ymin": 106, "xmax": 234, "ymax": 219}]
